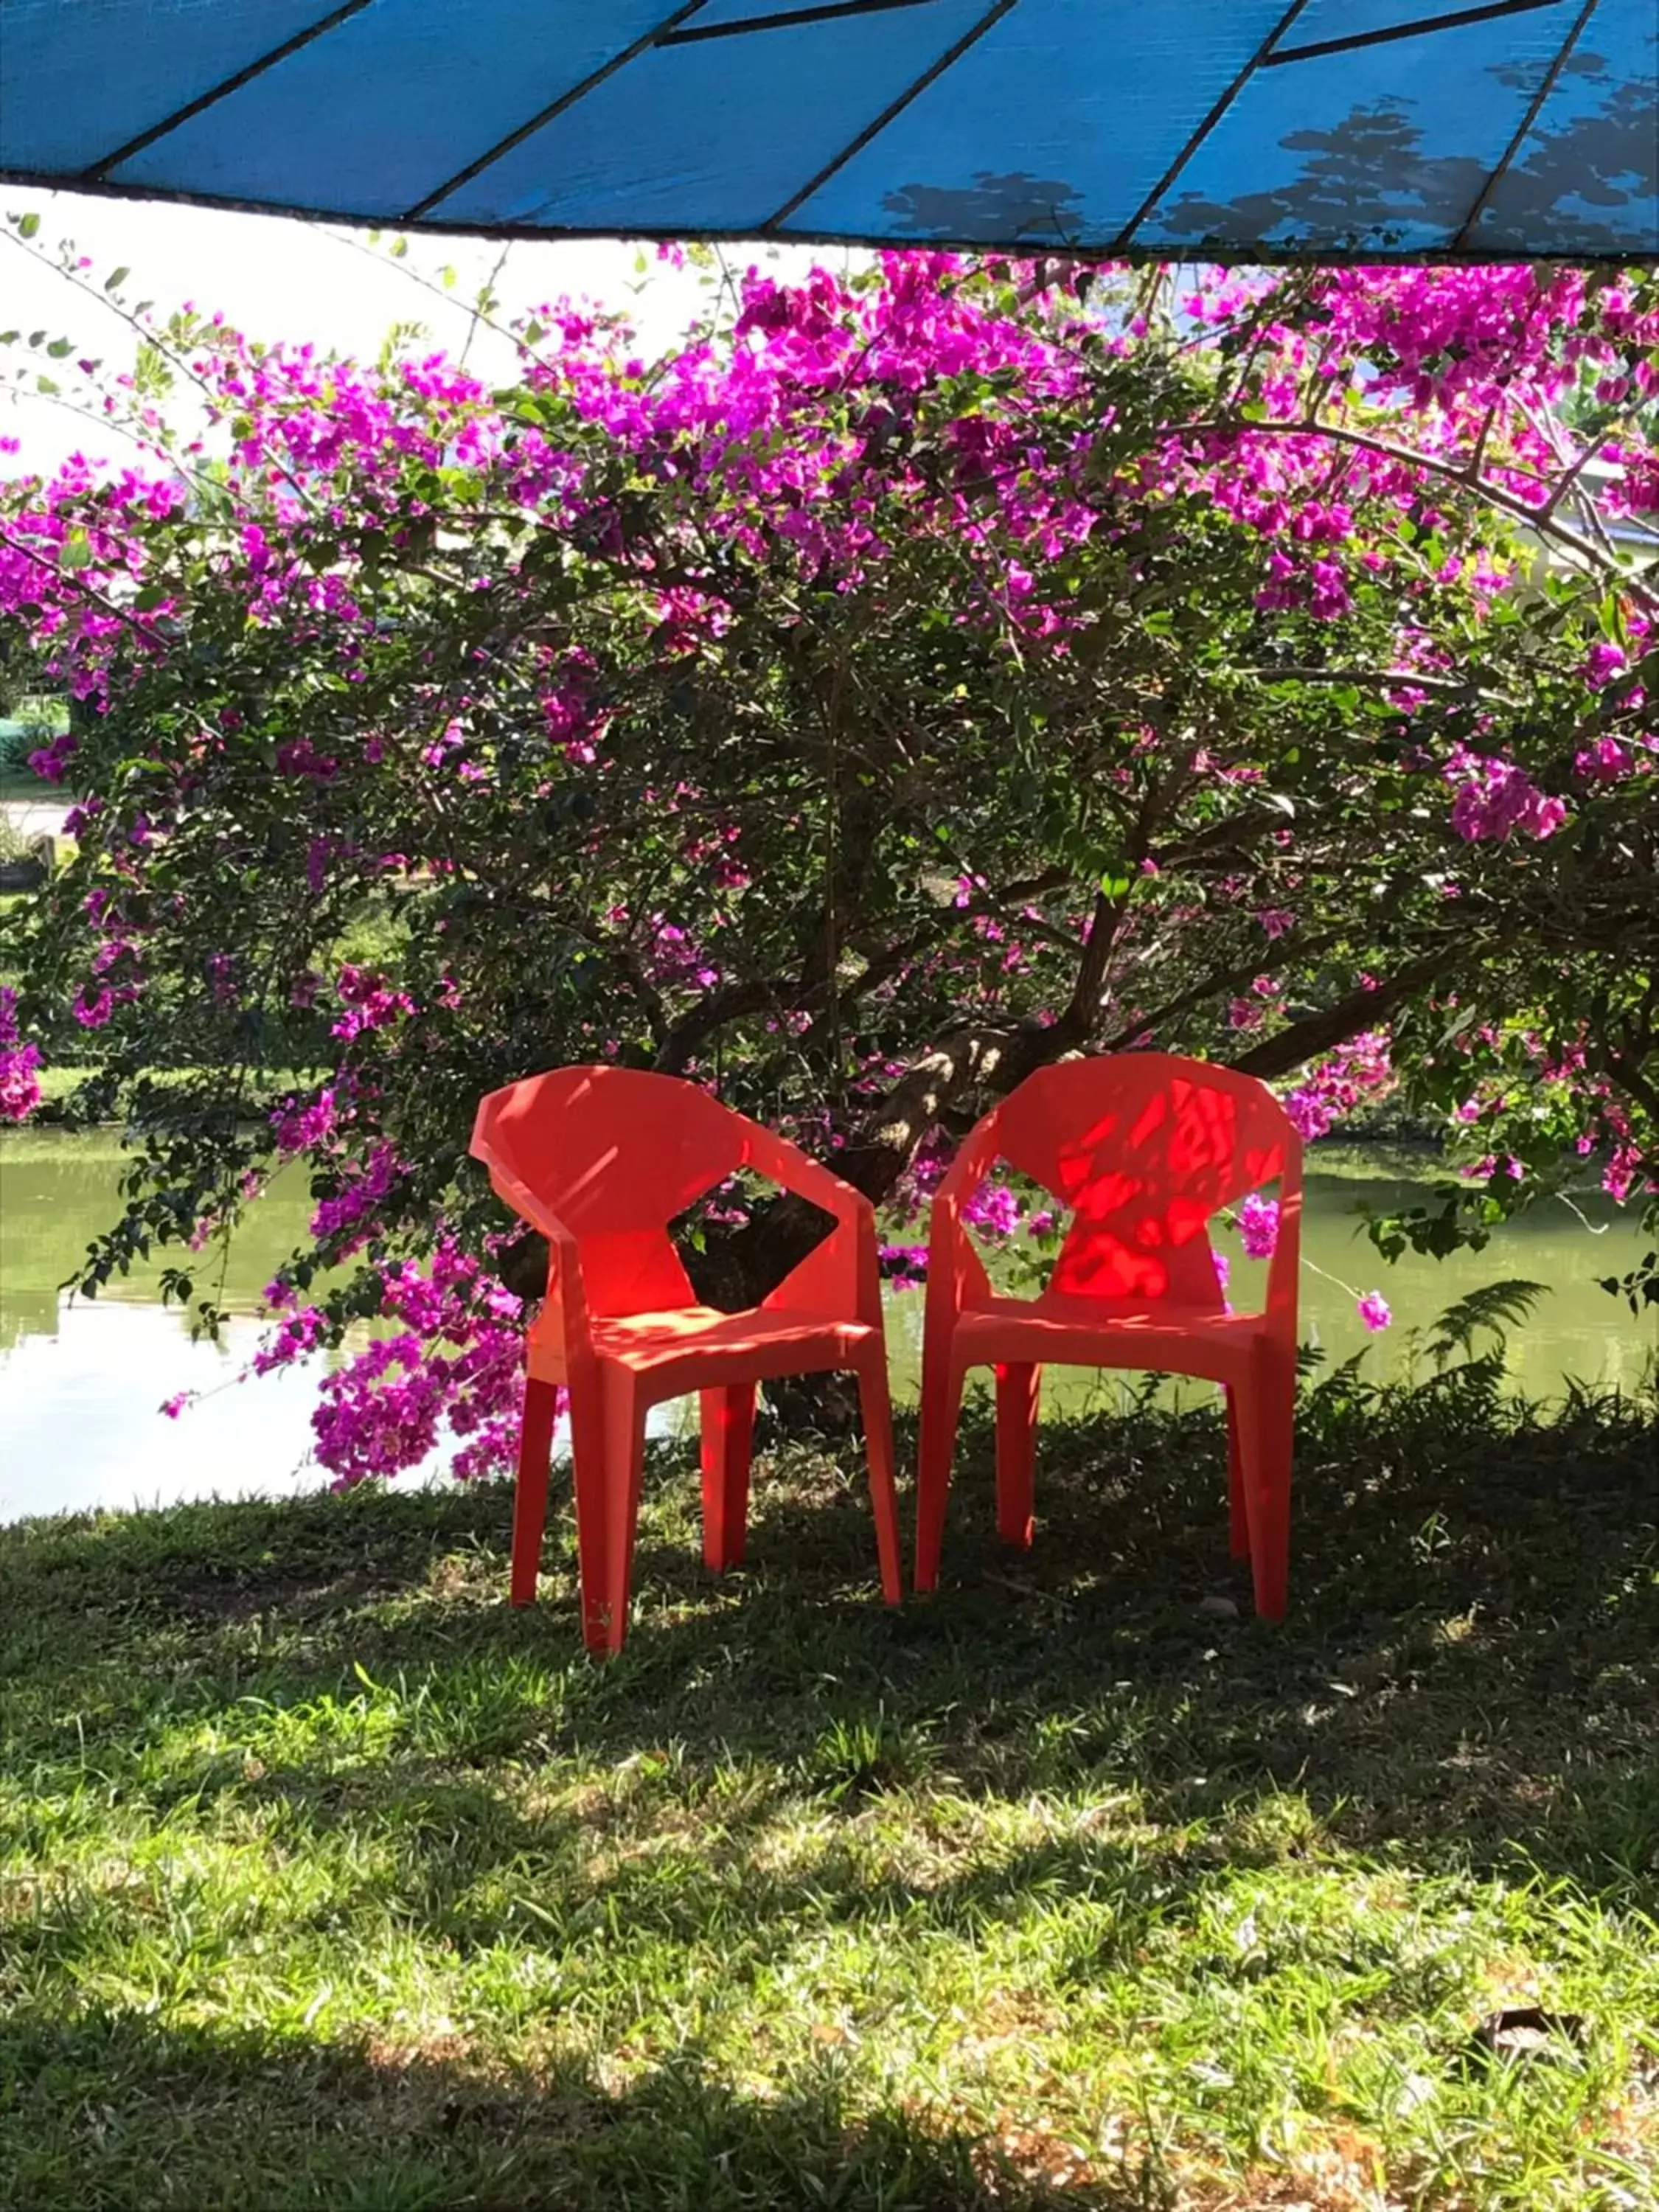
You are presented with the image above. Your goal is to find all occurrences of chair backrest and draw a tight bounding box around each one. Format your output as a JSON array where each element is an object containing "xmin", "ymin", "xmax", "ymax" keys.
[
  {"xmin": 472, "ymin": 1065, "xmax": 751, "ymax": 1315},
  {"xmin": 981, "ymin": 1054, "xmax": 1298, "ymax": 1308}
]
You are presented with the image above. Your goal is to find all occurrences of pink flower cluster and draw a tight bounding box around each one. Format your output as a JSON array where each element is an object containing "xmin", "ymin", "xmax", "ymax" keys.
[
  {"xmin": 330, "ymin": 964, "xmax": 416, "ymax": 1040},
  {"xmin": 1449, "ymin": 754, "xmax": 1568, "ymax": 844},
  {"xmin": 0, "ymin": 987, "xmax": 42, "ymax": 1123},
  {"xmin": 1602, "ymin": 1144, "xmax": 1642, "ymax": 1206},
  {"xmin": 308, "ymin": 1140, "xmax": 402, "ymax": 1245},
  {"xmin": 72, "ymin": 934, "xmax": 142, "ymax": 1029},
  {"xmin": 253, "ymin": 1235, "xmax": 536, "ymax": 1486},
  {"xmin": 1237, "ymin": 1193, "xmax": 1281, "ymax": 1259},
  {"xmin": 250, "ymin": 1304, "xmax": 329, "ymax": 1374},
  {"xmin": 1284, "ymin": 1032, "xmax": 1394, "ymax": 1141},
  {"xmin": 647, "ymin": 922, "xmax": 721, "ymax": 992},
  {"xmin": 271, "ymin": 1085, "xmax": 338, "ymax": 1158},
  {"xmin": 880, "ymin": 1242, "xmax": 929, "ymax": 1284},
  {"xmin": 963, "ymin": 1181, "xmax": 1023, "ymax": 1239}
]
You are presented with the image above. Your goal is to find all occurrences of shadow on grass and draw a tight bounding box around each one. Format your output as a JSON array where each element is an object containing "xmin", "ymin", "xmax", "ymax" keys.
[
  {"xmin": 4, "ymin": 2005, "xmax": 1123, "ymax": 2212},
  {"xmin": 6, "ymin": 1371, "xmax": 1658, "ymax": 1911}
]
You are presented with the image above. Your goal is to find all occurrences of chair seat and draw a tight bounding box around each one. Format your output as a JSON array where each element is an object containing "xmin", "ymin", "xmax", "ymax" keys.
[
  {"xmin": 529, "ymin": 1303, "xmax": 877, "ymax": 1390},
  {"xmin": 953, "ymin": 1293, "xmax": 1269, "ymax": 1382}
]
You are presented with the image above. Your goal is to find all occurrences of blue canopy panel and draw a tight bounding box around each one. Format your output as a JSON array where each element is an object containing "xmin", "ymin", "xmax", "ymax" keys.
[{"xmin": 2, "ymin": 0, "xmax": 1655, "ymax": 259}]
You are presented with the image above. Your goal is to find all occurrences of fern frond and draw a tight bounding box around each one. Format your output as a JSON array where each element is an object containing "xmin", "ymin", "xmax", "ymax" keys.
[{"xmin": 1425, "ymin": 1278, "xmax": 1548, "ymax": 1367}]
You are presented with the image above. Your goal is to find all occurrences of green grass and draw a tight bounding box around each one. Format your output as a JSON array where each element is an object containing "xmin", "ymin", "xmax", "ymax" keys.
[
  {"xmin": 26, "ymin": 1064, "xmax": 97, "ymax": 1107},
  {"xmin": 5, "ymin": 1064, "xmax": 335, "ymax": 1119},
  {"xmin": 2, "ymin": 1374, "xmax": 1656, "ymax": 2210}
]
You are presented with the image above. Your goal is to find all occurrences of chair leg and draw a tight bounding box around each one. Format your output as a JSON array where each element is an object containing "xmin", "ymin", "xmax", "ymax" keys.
[
  {"xmin": 597, "ymin": 1372, "xmax": 649, "ymax": 1659},
  {"xmin": 994, "ymin": 1362, "xmax": 1042, "ymax": 1550},
  {"xmin": 1225, "ymin": 1386, "xmax": 1251, "ymax": 1562},
  {"xmin": 564, "ymin": 1372, "xmax": 613, "ymax": 1653},
  {"xmin": 855, "ymin": 1357, "xmax": 905, "ymax": 1606},
  {"xmin": 914, "ymin": 1353, "xmax": 966, "ymax": 1593},
  {"xmin": 509, "ymin": 1376, "xmax": 560, "ymax": 1607},
  {"xmin": 700, "ymin": 1382, "xmax": 757, "ymax": 1573},
  {"xmin": 1239, "ymin": 1354, "xmax": 1295, "ymax": 1623}
]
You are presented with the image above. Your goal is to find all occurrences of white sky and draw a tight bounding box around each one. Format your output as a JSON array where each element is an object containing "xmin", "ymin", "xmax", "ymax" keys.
[{"xmin": 1, "ymin": 185, "xmax": 823, "ymax": 481}]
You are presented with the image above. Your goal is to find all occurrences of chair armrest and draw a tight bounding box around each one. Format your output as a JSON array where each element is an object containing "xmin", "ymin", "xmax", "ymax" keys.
[
  {"xmin": 925, "ymin": 1115, "xmax": 1002, "ymax": 1319},
  {"xmin": 933, "ymin": 1117, "xmax": 1004, "ymax": 1214},
  {"xmin": 742, "ymin": 1124, "xmax": 867, "ymax": 1225},
  {"xmin": 742, "ymin": 1127, "xmax": 883, "ymax": 1324},
  {"xmin": 1266, "ymin": 1183, "xmax": 1301, "ymax": 1327},
  {"xmin": 477, "ymin": 1161, "xmax": 592, "ymax": 1351}
]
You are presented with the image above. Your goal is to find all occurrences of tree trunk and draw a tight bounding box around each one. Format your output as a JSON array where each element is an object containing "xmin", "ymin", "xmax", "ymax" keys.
[{"xmin": 686, "ymin": 1018, "xmax": 1052, "ymax": 1312}]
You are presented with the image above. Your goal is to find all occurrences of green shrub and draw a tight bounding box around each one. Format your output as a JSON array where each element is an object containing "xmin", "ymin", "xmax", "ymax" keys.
[{"xmin": 0, "ymin": 717, "xmax": 46, "ymax": 774}]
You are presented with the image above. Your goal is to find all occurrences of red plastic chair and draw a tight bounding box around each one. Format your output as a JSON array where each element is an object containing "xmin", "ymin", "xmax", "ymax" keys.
[
  {"xmin": 914, "ymin": 1054, "xmax": 1302, "ymax": 1620},
  {"xmin": 471, "ymin": 1065, "xmax": 903, "ymax": 1655}
]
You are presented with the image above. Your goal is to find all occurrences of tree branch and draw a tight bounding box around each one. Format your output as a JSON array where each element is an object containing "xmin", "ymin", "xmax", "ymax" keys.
[
  {"xmin": 1597, "ymin": 1044, "xmax": 1659, "ymax": 1132},
  {"xmin": 1186, "ymin": 413, "xmax": 1654, "ymax": 611},
  {"xmin": 1054, "ymin": 887, "xmax": 1122, "ymax": 1044},
  {"xmin": 653, "ymin": 980, "xmax": 776, "ymax": 1075},
  {"xmin": 1227, "ymin": 948, "xmax": 1465, "ymax": 1082},
  {"xmin": 1096, "ymin": 928, "xmax": 1351, "ymax": 1051}
]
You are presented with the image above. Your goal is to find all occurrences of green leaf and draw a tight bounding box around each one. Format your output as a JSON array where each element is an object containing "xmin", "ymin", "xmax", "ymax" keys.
[
  {"xmin": 46, "ymin": 337, "xmax": 74, "ymax": 359},
  {"xmin": 17, "ymin": 212, "xmax": 41, "ymax": 239},
  {"xmin": 104, "ymin": 266, "xmax": 130, "ymax": 292}
]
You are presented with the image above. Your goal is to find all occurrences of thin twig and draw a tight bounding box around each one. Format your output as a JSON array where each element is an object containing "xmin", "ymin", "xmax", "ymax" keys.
[{"xmin": 459, "ymin": 243, "xmax": 513, "ymax": 372}]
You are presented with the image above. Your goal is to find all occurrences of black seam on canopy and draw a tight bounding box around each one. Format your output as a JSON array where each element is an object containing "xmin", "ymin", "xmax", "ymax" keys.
[
  {"xmin": 763, "ymin": 0, "xmax": 1020, "ymax": 231},
  {"xmin": 1453, "ymin": 0, "xmax": 1603, "ymax": 246},
  {"xmin": 402, "ymin": 4, "xmax": 710, "ymax": 220},
  {"xmin": 1266, "ymin": 0, "xmax": 1570, "ymax": 69},
  {"xmin": 1116, "ymin": 0, "xmax": 1312, "ymax": 250},
  {"xmin": 82, "ymin": 0, "xmax": 375, "ymax": 180},
  {"xmin": 664, "ymin": 0, "xmax": 946, "ymax": 44}
]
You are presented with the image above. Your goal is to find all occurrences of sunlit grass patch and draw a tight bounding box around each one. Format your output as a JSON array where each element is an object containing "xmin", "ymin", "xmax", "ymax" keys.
[{"xmin": 3, "ymin": 1379, "xmax": 1656, "ymax": 2208}]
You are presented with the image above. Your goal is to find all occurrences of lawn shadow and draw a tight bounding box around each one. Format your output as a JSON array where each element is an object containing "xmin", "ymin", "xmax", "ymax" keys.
[
  {"xmin": 3, "ymin": 2004, "xmax": 1145, "ymax": 2211},
  {"xmin": 7, "ymin": 1377, "xmax": 1657, "ymax": 1913},
  {"xmin": 6, "ymin": 1385, "xmax": 1656, "ymax": 2210}
]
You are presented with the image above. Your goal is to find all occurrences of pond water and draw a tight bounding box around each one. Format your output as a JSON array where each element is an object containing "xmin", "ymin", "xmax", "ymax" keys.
[{"xmin": 1, "ymin": 1130, "xmax": 1651, "ymax": 1526}]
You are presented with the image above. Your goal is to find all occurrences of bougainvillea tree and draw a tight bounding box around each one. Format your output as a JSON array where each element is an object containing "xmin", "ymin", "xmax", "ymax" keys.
[{"xmin": 0, "ymin": 224, "xmax": 1654, "ymax": 1481}]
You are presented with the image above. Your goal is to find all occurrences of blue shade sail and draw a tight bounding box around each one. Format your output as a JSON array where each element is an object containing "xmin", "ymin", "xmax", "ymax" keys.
[{"xmin": 1, "ymin": 0, "xmax": 1654, "ymax": 257}]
